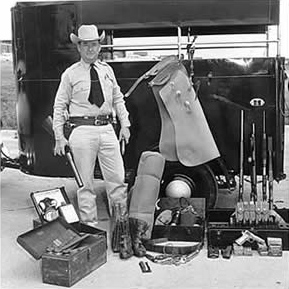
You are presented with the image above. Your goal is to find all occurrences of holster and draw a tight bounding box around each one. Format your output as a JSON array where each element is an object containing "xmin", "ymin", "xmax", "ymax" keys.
[{"xmin": 63, "ymin": 121, "xmax": 76, "ymax": 139}]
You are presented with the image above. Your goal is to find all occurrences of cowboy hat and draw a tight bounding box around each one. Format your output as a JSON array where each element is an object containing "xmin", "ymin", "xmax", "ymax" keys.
[{"xmin": 70, "ymin": 25, "xmax": 105, "ymax": 44}]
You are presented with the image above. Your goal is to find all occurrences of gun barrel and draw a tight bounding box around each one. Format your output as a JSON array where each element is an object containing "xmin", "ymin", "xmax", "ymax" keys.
[
  {"xmin": 262, "ymin": 111, "xmax": 267, "ymax": 201},
  {"xmin": 65, "ymin": 146, "xmax": 84, "ymax": 188},
  {"xmin": 268, "ymin": 137, "xmax": 274, "ymax": 209},
  {"xmin": 238, "ymin": 110, "xmax": 244, "ymax": 201},
  {"xmin": 250, "ymin": 122, "xmax": 257, "ymax": 202}
]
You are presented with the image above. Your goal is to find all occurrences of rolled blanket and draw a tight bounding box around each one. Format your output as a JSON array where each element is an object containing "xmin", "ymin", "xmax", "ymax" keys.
[{"xmin": 129, "ymin": 151, "xmax": 165, "ymax": 239}]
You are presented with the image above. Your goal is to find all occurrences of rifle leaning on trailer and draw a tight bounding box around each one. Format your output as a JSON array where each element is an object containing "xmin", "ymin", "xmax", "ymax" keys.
[
  {"xmin": 244, "ymin": 121, "xmax": 257, "ymax": 226},
  {"xmin": 268, "ymin": 136, "xmax": 274, "ymax": 211},
  {"xmin": 235, "ymin": 110, "xmax": 245, "ymax": 225},
  {"xmin": 258, "ymin": 111, "xmax": 270, "ymax": 223},
  {"xmin": 249, "ymin": 122, "xmax": 257, "ymax": 203},
  {"xmin": 262, "ymin": 111, "xmax": 267, "ymax": 202}
]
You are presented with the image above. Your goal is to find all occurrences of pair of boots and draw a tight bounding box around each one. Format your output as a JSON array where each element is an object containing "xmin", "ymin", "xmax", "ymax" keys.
[{"xmin": 111, "ymin": 204, "xmax": 148, "ymax": 259}]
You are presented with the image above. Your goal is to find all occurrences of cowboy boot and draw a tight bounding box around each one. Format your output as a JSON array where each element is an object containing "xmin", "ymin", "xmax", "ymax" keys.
[
  {"xmin": 111, "ymin": 203, "xmax": 121, "ymax": 252},
  {"xmin": 111, "ymin": 203, "xmax": 133, "ymax": 259},
  {"xmin": 129, "ymin": 217, "xmax": 149, "ymax": 257},
  {"xmin": 119, "ymin": 204, "xmax": 133, "ymax": 259},
  {"xmin": 119, "ymin": 215, "xmax": 134, "ymax": 259}
]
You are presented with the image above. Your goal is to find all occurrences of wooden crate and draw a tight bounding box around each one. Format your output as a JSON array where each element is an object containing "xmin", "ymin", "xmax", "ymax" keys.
[{"xmin": 42, "ymin": 234, "xmax": 107, "ymax": 287}]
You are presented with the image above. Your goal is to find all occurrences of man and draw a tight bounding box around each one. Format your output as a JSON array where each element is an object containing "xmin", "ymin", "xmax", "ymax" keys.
[{"xmin": 52, "ymin": 25, "xmax": 130, "ymax": 228}]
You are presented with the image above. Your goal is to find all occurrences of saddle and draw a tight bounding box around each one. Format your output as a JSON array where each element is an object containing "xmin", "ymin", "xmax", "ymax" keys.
[
  {"xmin": 125, "ymin": 55, "xmax": 178, "ymax": 98},
  {"xmin": 126, "ymin": 56, "xmax": 220, "ymax": 166}
]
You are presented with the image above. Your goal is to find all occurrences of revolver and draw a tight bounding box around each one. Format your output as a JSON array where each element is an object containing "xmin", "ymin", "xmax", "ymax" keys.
[{"xmin": 235, "ymin": 230, "xmax": 266, "ymax": 246}]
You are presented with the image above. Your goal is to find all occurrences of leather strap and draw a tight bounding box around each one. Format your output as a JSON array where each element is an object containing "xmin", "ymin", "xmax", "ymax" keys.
[
  {"xmin": 144, "ymin": 238, "xmax": 202, "ymax": 255},
  {"xmin": 125, "ymin": 55, "xmax": 178, "ymax": 98},
  {"xmin": 69, "ymin": 115, "xmax": 112, "ymax": 126}
]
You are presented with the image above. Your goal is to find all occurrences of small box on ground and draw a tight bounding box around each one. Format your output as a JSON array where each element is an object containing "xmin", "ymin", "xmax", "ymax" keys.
[
  {"xmin": 267, "ymin": 237, "xmax": 282, "ymax": 257},
  {"xmin": 150, "ymin": 198, "xmax": 205, "ymax": 245}
]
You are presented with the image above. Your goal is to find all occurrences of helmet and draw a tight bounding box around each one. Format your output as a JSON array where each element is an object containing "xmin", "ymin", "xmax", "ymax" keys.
[{"xmin": 165, "ymin": 175, "xmax": 192, "ymax": 198}]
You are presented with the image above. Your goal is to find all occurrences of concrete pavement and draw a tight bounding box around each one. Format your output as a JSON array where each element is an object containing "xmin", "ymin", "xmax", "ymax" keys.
[{"xmin": 1, "ymin": 128, "xmax": 289, "ymax": 289}]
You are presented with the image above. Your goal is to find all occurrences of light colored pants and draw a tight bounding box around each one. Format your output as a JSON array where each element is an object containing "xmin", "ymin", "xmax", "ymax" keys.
[{"xmin": 69, "ymin": 124, "xmax": 127, "ymax": 222}]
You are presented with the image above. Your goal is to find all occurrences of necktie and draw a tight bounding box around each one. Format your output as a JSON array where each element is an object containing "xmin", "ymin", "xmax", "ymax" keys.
[{"xmin": 88, "ymin": 64, "xmax": 104, "ymax": 107}]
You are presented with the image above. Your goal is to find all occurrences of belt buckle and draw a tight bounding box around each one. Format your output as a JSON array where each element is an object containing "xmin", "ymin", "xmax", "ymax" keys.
[{"xmin": 94, "ymin": 118, "xmax": 101, "ymax": 126}]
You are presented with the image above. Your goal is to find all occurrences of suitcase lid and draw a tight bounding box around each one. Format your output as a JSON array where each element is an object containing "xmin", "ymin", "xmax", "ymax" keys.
[
  {"xmin": 30, "ymin": 187, "xmax": 73, "ymax": 223},
  {"xmin": 17, "ymin": 217, "xmax": 84, "ymax": 260}
]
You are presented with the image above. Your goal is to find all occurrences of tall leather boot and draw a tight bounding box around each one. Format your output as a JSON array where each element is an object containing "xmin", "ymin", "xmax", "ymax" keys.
[
  {"xmin": 111, "ymin": 203, "xmax": 133, "ymax": 259},
  {"xmin": 129, "ymin": 217, "xmax": 149, "ymax": 257},
  {"xmin": 111, "ymin": 203, "xmax": 121, "ymax": 253}
]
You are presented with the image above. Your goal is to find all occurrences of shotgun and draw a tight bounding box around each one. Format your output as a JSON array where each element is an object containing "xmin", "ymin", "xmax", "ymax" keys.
[
  {"xmin": 268, "ymin": 136, "xmax": 274, "ymax": 210},
  {"xmin": 249, "ymin": 122, "xmax": 257, "ymax": 225},
  {"xmin": 236, "ymin": 110, "xmax": 245, "ymax": 224},
  {"xmin": 262, "ymin": 111, "xmax": 267, "ymax": 201},
  {"xmin": 238, "ymin": 110, "xmax": 244, "ymax": 202},
  {"xmin": 249, "ymin": 122, "xmax": 257, "ymax": 202}
]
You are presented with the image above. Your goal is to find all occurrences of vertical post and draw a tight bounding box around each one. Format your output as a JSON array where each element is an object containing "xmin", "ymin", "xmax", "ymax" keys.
[
  {"xmin": 107, "ymin": 30, "xmax": 114, "ymax": 60},
  {"xmin": 276, "ymin": 22, "xmax": 281, "ymax": 57},
  {"xmin": 187, "ymin": 28, "xmax": 191, "ymax": 60},
  {"xmin": 265, "ymin": 28, "xmax": 269, "ymax": 57},
  {"xmin": 110, "ymin": 30, "xmax": 114, "ymax": 59},
  {"xmin": 177, "ymin": 26, "xmax": 182, "ymax": 59}
]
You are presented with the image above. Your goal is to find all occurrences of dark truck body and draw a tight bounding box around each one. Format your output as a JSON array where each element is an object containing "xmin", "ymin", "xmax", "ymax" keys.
[{"xmin": 10, "ymin": 0, "xmax": 286, "ymax": 206}]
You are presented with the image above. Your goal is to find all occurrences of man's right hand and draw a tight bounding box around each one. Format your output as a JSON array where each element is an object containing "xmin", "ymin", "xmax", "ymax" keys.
[{"xmin": 54, "ymin": 138, "xmax": 68, "ymax": 156}]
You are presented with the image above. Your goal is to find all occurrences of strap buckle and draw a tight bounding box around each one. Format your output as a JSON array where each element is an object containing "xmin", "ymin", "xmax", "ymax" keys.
[{"xmin": 94, "ymin": 119, "xmax": 102, "ymax": 125}]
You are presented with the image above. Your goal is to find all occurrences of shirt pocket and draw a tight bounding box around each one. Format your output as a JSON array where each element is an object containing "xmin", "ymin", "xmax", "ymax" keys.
[
  {"xmin": 72, "ymin": 82, "xmax": 90, "ymax": 97},
  {"xmin": 103, "ymin": 73, "xmax": 114, "ymax": 96}
]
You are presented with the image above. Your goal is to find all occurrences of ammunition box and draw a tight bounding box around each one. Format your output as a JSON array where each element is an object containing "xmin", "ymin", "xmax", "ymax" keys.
[
  {"xmin": 267, "ymin": 237, "xmax": 283, "ymax": 256},
  {"xmin": 233, "ymin": 243, "xmax": 244, "ymax": 256},
  {"xmin": 243, "ymin": 245, "xmax": 253, "ymax": 256},
  {"xmin": 257, "ymin": 243, "xmax": 268, "ymax": 256}
]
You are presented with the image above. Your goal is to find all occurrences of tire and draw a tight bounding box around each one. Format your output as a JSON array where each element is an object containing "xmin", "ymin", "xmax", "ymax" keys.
[{"xmin": 160, "ymin": 162, "xmax": 218, "ymax": 209}]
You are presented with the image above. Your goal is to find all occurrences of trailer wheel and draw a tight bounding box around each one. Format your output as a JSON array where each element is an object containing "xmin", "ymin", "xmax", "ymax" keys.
[{"xmin": 160, "ymin": 162, "xmax": 218, "ymax": 209}]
